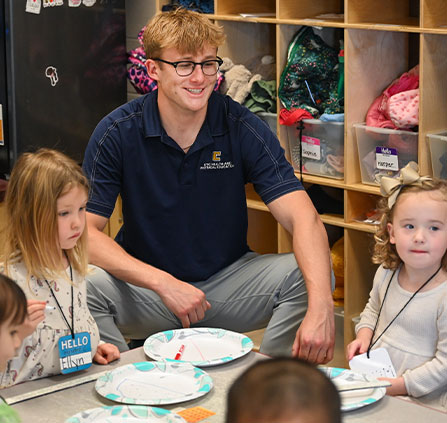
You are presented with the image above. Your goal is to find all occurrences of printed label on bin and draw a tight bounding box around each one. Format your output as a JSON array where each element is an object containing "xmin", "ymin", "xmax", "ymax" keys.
[
  {"xmin": 301, "ymin": 136, "xmax": 321, "ymax": 161},
  {"xmin": 375, "ymin": 147, "xmax": 398, "ymax": 171}
]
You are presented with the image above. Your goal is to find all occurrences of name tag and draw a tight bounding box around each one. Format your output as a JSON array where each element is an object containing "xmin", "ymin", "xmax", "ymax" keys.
[
  {"xmin": 301, "ymin": 135, "xmax": 321, "ymax": 161},
  {"xmin": 58, "ymin": 332, "xmax": 92, "ymax": 374},
  {"xmin": 349, "ymin": 347, "xmax": 397, "ymax": 378},
  {"xmin": 375, "ymin": 147, "xmax": 398, "ymax": 171}
]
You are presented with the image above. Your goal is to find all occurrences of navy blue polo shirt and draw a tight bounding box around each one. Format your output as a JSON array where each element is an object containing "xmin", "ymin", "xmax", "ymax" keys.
[{"xmin": 83, "ymin": 91, "xmax": 303, "ymax": 282}]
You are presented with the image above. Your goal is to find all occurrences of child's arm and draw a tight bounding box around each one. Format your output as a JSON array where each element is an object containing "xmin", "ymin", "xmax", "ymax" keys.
[
  {"xmin": 396, "ymin": 296, "xmax": 447, "ymax": 399},
  {"xmin": 379, "ymin": 376, "xmax": 407, "ymax": 396},
  {"xmin": 17, "ymin": 300, "xmax": 46, "ymax": 340},
  {"xmin": 93, "ymin": 343, "xmax": 120, "ymax": 365},
  {"xmin": 346, "ymin": 327, "xmax": 373, "ymax": 361},
  {"xmin": 346, "ymin": 267, "xmax": 389, "ymax": 361}
]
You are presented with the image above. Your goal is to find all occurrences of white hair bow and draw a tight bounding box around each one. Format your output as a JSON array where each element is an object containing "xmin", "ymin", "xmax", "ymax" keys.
[{"xmin": 379, "ymin": 161, "xmax": 432, "ymax": 208}]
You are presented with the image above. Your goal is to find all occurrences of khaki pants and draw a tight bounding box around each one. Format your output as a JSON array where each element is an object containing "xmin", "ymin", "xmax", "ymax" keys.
[{"xmin": 86, "ymin": 252, "xmax": 332, "ymax": 356}]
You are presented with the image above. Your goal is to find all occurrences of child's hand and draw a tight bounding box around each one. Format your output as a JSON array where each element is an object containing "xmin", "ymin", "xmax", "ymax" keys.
[
  {"xmin": 378, "ymin": 376, "xmax": 407, "ymax": 396},
  {"xmin": 346, "ymin": 338, "xmax": 370, "ymax": 361},
  {"xmin": 18, "ymin": 300, "xmax": 46, "ymax": 339},
  {"xmin": 93, "ymin": 343, "xmax": 120, "ymax": 365},
  {"xmin": 346, "ymin": 327, "xmax": 372, "ymax": 361}
]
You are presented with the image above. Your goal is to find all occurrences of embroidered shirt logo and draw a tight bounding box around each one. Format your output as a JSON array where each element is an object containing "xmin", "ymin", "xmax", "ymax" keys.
[{"xmin": 200, "ymin": 151, "xmax": 234, "ymax": 170}]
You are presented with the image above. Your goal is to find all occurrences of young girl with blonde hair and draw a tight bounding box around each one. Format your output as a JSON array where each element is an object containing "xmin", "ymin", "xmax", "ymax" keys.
[
  {"xmin": 347, "ymin": 162, "xmax": 447, "ymax": 410},
  {"xmin": 0, "ymin": 149, "xmax": 119, "ymax": 387}
]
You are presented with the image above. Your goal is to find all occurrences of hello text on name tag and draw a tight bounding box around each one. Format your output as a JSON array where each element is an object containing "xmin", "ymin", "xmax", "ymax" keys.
[{"xmin": 58, "ymin": 332, "xmax": 92, "ymax": 374}]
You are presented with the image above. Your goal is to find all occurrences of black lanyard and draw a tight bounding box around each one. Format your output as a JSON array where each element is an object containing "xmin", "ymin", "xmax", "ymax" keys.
[
  {"xmin": 367, "ymin": 264, "xmax": 442, "ymax": 358},
  {"xmin": 45, "ymin": 255, "xmax": 75, "ymax": 339}
]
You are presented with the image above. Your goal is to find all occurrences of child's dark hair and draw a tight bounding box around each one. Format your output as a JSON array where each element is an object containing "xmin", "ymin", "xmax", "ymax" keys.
[
  {"xmin": 0, "ymin": 274, "xmax": 27, "ymax": 326},
  {"xmin": 226, "ymin": 357, "xmax": 341, "ymax": 423}
]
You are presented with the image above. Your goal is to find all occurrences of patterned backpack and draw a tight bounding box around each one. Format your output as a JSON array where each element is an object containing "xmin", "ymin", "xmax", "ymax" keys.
[
  {"xmin": 278, "ymin": 26, "xmax": 343, "ymax": 117},
  {"xmin": 127, "ymin": 27, "xmax": 158, "ymax": 95}
]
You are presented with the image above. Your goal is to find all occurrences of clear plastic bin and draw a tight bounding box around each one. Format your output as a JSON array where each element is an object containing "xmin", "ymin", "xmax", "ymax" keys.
[
  {"xmin": 286, "ymin": 119, "xmax": 344, "ymax": 179},
  {"xmin": 427, "ymin": 131, "xmax": 447, "ymax": 179},
  {"xmin": 354, "ymin": 123, "xmax": 418, "ymax": 185},
  {"xmin": 258, "ymin": 112, "xmax": 277, "ymax": 134}
]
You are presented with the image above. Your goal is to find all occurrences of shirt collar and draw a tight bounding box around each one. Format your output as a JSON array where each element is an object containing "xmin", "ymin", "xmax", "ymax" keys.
[{"xmin": 142, "ymin": 91, "xmax": 228, "ymax": 145}]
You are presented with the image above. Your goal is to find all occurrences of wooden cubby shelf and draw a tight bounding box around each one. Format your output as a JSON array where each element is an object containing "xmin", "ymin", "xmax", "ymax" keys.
[{"xmin": 152, "ymin": 0, "xmax": 447, "ymax": 352}]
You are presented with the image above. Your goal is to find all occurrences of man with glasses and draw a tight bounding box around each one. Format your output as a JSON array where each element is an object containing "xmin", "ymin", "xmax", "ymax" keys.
[{"xmin": 83, "ymin": 8, "xmax": 335, "ymax": 363}]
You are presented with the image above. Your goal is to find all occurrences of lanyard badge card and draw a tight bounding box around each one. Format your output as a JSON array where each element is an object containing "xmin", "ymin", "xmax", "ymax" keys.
[
  {"xmin": 46, "ymin": 257, "xmax": 92, "ymax": 374},
  {"xmin": 58, "ymin": 332, "xmax": 92, "ymax": 374},
  {"xmin": 349, "ymin": 265, "xmax": 441, "ymax": 380},
  {"xmin": 349, "ymin": 348, "xmax": 396, "ymax": 378}
]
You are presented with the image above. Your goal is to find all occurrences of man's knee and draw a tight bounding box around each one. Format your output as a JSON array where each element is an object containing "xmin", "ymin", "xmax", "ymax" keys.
[
  {"xmin": 85, "ymin": 265, "xmax": 121, "ymax": 313},
  {"xmin": 274, "ymin": 253, "xmax": 303, "ymax": 288},
  {"xmin": 275, "ymin": 253, "xmax": 335, "ymax": 292}
]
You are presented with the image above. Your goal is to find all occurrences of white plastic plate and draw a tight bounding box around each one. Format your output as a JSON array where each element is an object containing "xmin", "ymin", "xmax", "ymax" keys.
[
  {"xmin": 320, "ymin": 367, "xmax": 387, "ymax": 412},
  {"xmin": 143, "ymin": 328, "xmax": 253, "ymax": 367},
  {"xmin": 95, "ymin": 361, "xmax": 212, "ymax": 405},
  {"xmin": 65, "ymin": 405, "xmax": 186, "ymax": 422}
]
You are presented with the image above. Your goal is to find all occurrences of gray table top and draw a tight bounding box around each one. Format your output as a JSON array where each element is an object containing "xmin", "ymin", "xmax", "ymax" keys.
[{"xmin": 2, "ymin": 348, "xmax": 446, "ymax": 423}]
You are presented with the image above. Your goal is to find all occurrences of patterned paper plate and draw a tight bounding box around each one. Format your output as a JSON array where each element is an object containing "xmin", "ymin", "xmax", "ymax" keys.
[
  {"xmin": 143, "ymin": 328, "xmax": 253, "ymax": 367},
  {"xmin": 320, "ymin": 367, "xmax": 387, "ymax": 412},
  {"xmin": 95, "ymin": 361, "xmax": 213, "ymax": 405},
  {"xmin": 65, "ymin": 405, "xmax": 186, "ymax": 422}
]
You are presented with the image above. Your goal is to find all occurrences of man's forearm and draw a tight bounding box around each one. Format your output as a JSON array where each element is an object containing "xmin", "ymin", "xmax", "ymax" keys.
[
  {"xmin": 87, "ymin": 227, "xmax": 166, "ymax": 293},
  {"xmin": 292, "ymin": 212, "xmax": 333, "ymax": 309}
]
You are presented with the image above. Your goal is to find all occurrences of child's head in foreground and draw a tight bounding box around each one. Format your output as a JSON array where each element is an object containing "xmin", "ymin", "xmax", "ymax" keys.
[
  {"xmin": 226, "ymin": 357, "xmax": 341, "ymax": 423},
  {"xmin": 2, "ymin": 148, "xmax": 89, "ymax": 280},
  {"xmin": 0, "ymin": 274, "xmax": 27, "ymax": 371}
]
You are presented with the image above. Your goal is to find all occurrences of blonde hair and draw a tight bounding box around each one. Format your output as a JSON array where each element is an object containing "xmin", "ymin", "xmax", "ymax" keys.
[
  {"xmin": 1, "ymin": 148, "xmax": 89, "ymax": 280},
  {"xmin": 143, "ymin": 8, "xmax": 226, "ymax": 59},
  {"xmin": 373, "ymin": 179, "xmax": 447, "ymax": 270}
]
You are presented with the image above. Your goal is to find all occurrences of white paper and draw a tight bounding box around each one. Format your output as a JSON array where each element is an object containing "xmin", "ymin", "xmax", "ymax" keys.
[
  {"xmin": 43, "ymin": 0, "xmax": 62, "ymax": 7},
  {"xmin": 349, "ymin": 347, "xmax": 397, "ymax": 378},
  {"xmin": 26, "ymin": 0, "xmax": 41, "ymax": 14}
]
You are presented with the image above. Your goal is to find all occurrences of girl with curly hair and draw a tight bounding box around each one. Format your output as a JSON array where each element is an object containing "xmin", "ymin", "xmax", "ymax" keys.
[{"xmin": 347, "ymin": 162, "xmax": 447, "ymax": 411}]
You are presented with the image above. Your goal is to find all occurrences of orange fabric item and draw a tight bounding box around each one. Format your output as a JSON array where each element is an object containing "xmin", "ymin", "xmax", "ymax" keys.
[{"xmin": 177, "ymin": 407, "xmax": 216, "ymax": 422}]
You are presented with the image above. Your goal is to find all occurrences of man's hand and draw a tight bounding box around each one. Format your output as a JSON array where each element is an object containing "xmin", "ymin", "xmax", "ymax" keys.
[
  {"xmin": 292, "ymin": 303, "xmax": 335, "ymax": 364},
  {"xmin": 86, "ymin": 211, "xmax": 211, "ymax": 328},
  {"xmin": 156, "ymin": 276, "xmax": 211, "ymax": 328},
  {"xmin": 93, "ymin": 343, "xmax": 121, "ymax": 364},
  {"xmin": 18, "ymin": 300, "xmax": 46, "ymax": 340}
]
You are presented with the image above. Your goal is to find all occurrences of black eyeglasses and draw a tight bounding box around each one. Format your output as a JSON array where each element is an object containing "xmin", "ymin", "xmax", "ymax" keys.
[{"xmin": 153, "ymin": 57, "xmax": 223, "ymax": 77}]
